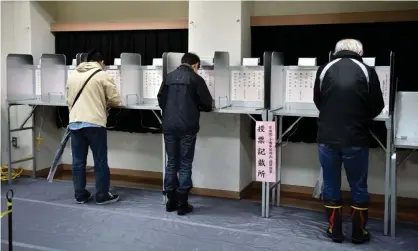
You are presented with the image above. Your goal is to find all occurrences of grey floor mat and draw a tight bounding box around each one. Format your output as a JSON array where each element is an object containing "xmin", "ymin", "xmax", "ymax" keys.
[{"xmin": 1, "ymin": 178, "xmax": 417, "ymax": 251}]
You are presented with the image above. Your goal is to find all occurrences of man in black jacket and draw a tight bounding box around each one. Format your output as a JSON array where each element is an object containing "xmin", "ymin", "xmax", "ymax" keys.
[
  {"xmin": 157, "ymin": 52, "xmax": 213, "ymax": 216},
  {"xmin": 313, "ymin": 39, "xmax": 384, "ymax": 244}
]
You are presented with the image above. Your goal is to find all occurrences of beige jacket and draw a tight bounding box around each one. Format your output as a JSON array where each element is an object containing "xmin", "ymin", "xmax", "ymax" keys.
[{"xmin": 66, "ymin": 62, "xmax": 121, "ymax": 127}]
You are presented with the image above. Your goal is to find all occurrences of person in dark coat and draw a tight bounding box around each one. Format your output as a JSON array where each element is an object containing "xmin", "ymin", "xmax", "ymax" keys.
[
  {"xmin": 157, "ymin": 52, "xmax": 213, "ymax": 216},
  {"xmin": 313, "ymin": 39, "xmax": 384, "ymax": 244}
]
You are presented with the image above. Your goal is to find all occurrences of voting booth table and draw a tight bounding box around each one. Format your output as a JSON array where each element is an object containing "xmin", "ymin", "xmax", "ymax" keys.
[{"xmin": 6, "ymin": 50, "xmax": 398, "ymax": 237}]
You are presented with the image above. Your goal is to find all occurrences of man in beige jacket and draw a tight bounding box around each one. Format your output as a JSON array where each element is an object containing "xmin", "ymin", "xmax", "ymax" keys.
[{"xmin": 66, "ymin": 50, "xmax": 121, "ymax": 205}]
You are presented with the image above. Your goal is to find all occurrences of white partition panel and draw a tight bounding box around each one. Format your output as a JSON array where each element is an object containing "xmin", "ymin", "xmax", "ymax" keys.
[
  {"xmin": 6, "ymin": 54, "xmax": 35, "ymax": 102},
  {"xmin": 163, "ymin": 52, "xmax": 184, "ymax": 76},
  {"xmin": 270, "ymin": 52, "xmax": 285, "ymax": 110},
  {"xmin": 66, "ymin": 65, "xmax": 76, "ymax": 81},
  {"xmin": 394, "ymin": 92, "xmax": 418, "ymax": 148},
  {"xmin": 213, "ymin": 51, "xmax": 230, "ymax": 108},
  {"xmin": 40, "ymin": 54, "xmax": 66, "ymax": 104},
  {"xmin": 120, "ymin": 53, "xmax": 142, "ymax": 106}
]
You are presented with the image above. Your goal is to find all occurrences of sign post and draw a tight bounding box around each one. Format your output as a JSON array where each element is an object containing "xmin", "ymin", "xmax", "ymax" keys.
[{"xmin": 255, "ymin": 121, "xmax": 276, "ymax": 183}]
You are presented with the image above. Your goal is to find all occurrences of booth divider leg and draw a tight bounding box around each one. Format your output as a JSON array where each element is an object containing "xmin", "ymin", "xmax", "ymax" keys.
[
  {"xmin": 276, "ymin": 116, "xmax": 283, "ymax": 207},
  {"xmin": 266, "ymin": 182, "xmax": 270, "ymax": 217},
  {"xmin": 383, "ymin": 119, "xmax": 392, "ymax": 236},
  {"xmin": 261, "ymin": 182, "xmax": 266, "ymax": 217},
  {"xmin": 7, "ymin": 103, "xmax": 13, "ymax": 185},
  {"xmin": 390, "ymin": 152, "xmax": 397, "ymax": 237},
  {"xmin": 31, "ymin": 105, "xmax": 37, "ymax": 179}
]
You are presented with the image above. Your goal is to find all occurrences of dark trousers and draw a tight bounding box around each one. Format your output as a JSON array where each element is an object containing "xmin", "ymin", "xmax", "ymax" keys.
[
  {"xmin": 70, "ymin": 127, "xmax": 110, "ymax": 201},
  {"xmin": 164, "ymin": 134, "xmax": 197, "ymax": 194},
  {"xmin": 318, "ymin": 144, "xmax": 370, "ymax": 206}
]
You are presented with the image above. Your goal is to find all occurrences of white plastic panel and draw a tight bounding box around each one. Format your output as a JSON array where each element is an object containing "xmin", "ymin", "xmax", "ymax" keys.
[
  {"xmin": 231, "ymin": 70, "xmax": 264, "ymax": 102},
  {"xmin": 394, "ymin": 92, "xmax": 418, "ymax": 148},
  {"xmin": 363, "ymin": 57, "xmax": 376, "ymax": 67},
  {"xmin": 376, "ymin": 66, "xmax": 390, "ymax": 114},
  {"xmin": 67, "ymin": 69, "xmax": 75, "ymax": 79},
  {"xmin": 106, "ymin": 68, "xmax": 121, "ymax": 93},
  {"xmin": 285, "ymin": 69, "xmax": 316, "ymax": 103},
  {"xmin": 35, "ymin": 66, "xmax": 41, "ymax": 96},
  {"xmin": 152, "ymin": 58, "xmax": 163, "ymax": 67},
  {"xmin": 142, "ymin": 69, "xmax": 163, "ymax": 99},
  {"xmin": 198, "ymin": 69, "xmax": 215, "ymax": 98},
  {"xmin": 6, "ymin": 54, "xmax": 35, "ymax": 101},
  {"xmin": 298, "ymin": 58, "xmax": 317, "ymax": 67}
]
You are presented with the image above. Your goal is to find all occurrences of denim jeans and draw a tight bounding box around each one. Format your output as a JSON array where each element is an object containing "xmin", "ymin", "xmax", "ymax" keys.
[
  {"xmin": 318, "ymin": 144, "xmax": 370, "ymax": 206},
  {"xmin": 70, "ymin": 127, "xmax": 110, "ymax": 201},
  {"xmin": 164, "ymin": 134, "xmax": 197, "ymax": 194}
]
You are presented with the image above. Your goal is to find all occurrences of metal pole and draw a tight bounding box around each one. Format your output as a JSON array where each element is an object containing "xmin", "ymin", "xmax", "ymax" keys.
[
  {"xmin": 276, "ymin": 116, "xmax": 283, "ymax": 206},
  {"xmin": 266, "ymin": 182, "xmax": 270, "ymax": 217},
  {"xmin": 261, "ymin": 182, "xmax": 266, "ymax": 217},
  {"xmin": 32, "ymin": 105, "xmax": 37, "ymax": 178},
  {"xmin": 7, "ymin": 104, "xmax": 13, "ymax": 185},
  {"xmin": 6, "ymin": 190, "xmax": 14, "ymax": 251},
  {"xmin": 383, "ymin": 120, "xmax": 391, "ymax": 236},
  {"xmin": 390, "ymin": 151, "xmax": 397, "ymax": 237}
]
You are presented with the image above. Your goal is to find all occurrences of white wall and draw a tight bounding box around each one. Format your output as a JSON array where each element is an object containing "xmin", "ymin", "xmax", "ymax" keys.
[
  {"xmin": 5, "ymin": 1, "xmax": 418, "ymax": 198},
  {"xmin": 53, "ymin": 1, "xmax": 188, "ymax": 23},
  {"xmin": 1, "ymin": 1, "xmax": 33, "ymax": 171},
  {"xmin": 1, "ymin": 1, "xmax": 56, "ymax": 171},
  {"xmin": 45, "ymin": 1, "xmax": 418, "ymax": 23}
]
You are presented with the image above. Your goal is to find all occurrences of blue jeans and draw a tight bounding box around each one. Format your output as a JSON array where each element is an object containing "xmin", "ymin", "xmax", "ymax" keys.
[
  {"xmin": 318, "ymin": 144, "xmax": 369, "ymax": 206},
  {"xmin": 70, "ymin": 127, "xmax": 110, "ymax": 201},
  {"xmin": 164, "ymin": 134, "xmax": 197, "ymax": 194}
]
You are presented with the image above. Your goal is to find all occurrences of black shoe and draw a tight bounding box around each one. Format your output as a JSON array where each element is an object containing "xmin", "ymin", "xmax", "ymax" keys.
[
  {"xmin": 76, "ymin": 193, "xmax": 93, "ymax": 204},
  {"xmin": 177, "ymin": 192, "xmax": 193, "ymax": 216},
  {"xmin": 165, "ymin": 191, "xmax": 177, "ymax": 212},
  {"xmin": 351, "ymin": 205, "xmax": 371, "ymax": 244},
  {"xmin": 96, "ymin": 192, "xmax": 120, "ymax": 205},
  {"xmin": 324, "ymin": 201, "xmax": 344, "ymax": 243}
]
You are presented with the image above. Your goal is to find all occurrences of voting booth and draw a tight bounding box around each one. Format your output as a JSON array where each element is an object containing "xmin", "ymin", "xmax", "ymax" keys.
[
  {"xmin": 4, "ymin": 50, "xmax": 399, "ymax": 237},
  {"xmin": 391, "ymin": 87, "xmax": 418, "ymax": 237}
]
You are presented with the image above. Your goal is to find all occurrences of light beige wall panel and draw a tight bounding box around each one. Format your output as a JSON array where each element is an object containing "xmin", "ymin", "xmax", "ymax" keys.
[{"xmin": 54, "ymin": 1, "xmax": 188, "ymax": 23}]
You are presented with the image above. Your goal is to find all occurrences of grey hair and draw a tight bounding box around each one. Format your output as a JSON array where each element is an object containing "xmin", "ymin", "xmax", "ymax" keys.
[{"xmin": 334, "ymin": 39, "xmax": 364, "ymax": 56}]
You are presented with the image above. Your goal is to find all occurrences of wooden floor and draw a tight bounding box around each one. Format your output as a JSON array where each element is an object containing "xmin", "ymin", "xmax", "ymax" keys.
[{"xmin": 47, "ymin": 169, "xmax": 418, "ymax": 224}]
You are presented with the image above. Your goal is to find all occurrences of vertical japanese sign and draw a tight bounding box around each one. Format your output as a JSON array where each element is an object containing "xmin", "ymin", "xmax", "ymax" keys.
[{"xmin": 255, "ymin": 121, "xmax": 276, "ymax": 182}]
